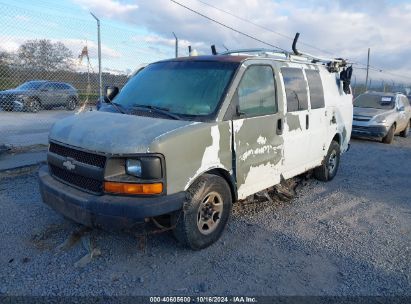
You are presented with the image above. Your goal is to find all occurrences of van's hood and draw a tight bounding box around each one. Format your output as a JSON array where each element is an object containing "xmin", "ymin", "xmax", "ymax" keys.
[
  {"xmin": 49, "ymin": 111, "xmax": 195, "ymax": 154},
  {"xmin": 353, "ymin": 107, "xmax": 391, "ymax": 117}
]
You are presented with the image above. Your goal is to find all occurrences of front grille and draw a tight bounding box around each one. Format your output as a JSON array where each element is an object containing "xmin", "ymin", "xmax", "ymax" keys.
[
  {"xmin": 49, "ymin": 142, "xmax": 106, "ymax": 168},
  {"xmin": 353, "ymin": 117, "xmax": 371, "ymax": 122},
  {"xmin": 49, "ymin": 164, "xmax": 102, "ymax": 193},
  {"xmin": 352, "ymin": 125, "xmax": 385, "ymax": 133},
  {"xmin": 352, "ymin": 126, "xmax": 370, "ymax": 131}
]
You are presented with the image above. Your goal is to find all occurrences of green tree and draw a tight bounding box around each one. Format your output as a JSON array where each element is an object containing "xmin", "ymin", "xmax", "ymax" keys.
[{"xmin": 17, "ymin": 39, "xmax": 73, "ymax": 71}]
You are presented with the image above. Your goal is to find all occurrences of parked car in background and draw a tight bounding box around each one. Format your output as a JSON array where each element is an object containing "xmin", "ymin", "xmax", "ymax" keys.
[
  {"xmin": 352, "ymin": 91, "xmax": 411, "ymax": 144},
  {"xmin": 0, "ymin": 80, "xmax": 78, "ymax": 112}
]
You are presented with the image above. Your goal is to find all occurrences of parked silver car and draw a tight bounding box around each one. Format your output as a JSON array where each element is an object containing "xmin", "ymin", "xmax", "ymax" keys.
[
  {"xmin": 352, "ymin": 91, "xmax": 411, "ymax": 144},
  {"xmin": 0, "ymin": 80, "xmax": 78, "ymax": 112}
]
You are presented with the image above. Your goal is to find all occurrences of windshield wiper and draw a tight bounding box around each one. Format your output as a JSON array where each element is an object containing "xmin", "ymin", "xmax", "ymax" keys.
[
  {"xmin": 130, "ymin": 104, "xmax": 181, "ymax": 120},
  {"xmin": 111, "ymin": 102, "xmax": 129, "ymax": 114}
]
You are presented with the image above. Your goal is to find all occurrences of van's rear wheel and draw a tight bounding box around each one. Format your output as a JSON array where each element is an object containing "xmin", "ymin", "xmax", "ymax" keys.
[
  {"xmin": 314, "ymin": 140, "xmax": 340, "ymax": 182},
  {"xmin": 171, "ymin": 174, "xmax": 232, "ymax": 250},
  {"xmin": 382, "ymin": 124, "xmax": 395, "ymax": 144},
  {"xmin": 400, "ymin": 121, "xmax": 409, "ymax": 138}
]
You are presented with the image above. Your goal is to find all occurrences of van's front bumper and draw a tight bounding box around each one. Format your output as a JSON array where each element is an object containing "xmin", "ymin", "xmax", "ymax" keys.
[
  {"xmin": 38, "ymin": 165, "xmax": 186, "ymax": 229},
  {"xmin": 351, "ymin": 125, "xmax": 389, "ymax": 138}
]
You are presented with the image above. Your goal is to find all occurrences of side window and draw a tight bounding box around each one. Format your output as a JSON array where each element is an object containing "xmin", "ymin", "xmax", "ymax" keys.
[
  {"xmin": 397, "ymin": 97, "xmax": 405, "ymax": 109},
  {"xmin": 305, "ymin": 70, "xmax": 325, "ymax": 109},
  {"xmin": 281, "ymin": 68, "xmax": 308, "ymax": 112},
  {"xmin": 52, "ymin": 83, "xmax": 64, "ymax": 90},
  {"xmin": 237, "ymin": 65, "xmax": 277, "ymax": 116},
  {"xmin": 401, "ymin": 96, "xmax": 409, "ymax": 107},
  {"xmin": 43, "ymin": 83, "xmax": 55, "ymax": 91}
]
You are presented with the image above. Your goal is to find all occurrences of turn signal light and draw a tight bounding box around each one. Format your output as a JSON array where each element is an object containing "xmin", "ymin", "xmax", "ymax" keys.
[{"xmin": 104, "ymin": 182, "xmax": 163, "ymax": 195}]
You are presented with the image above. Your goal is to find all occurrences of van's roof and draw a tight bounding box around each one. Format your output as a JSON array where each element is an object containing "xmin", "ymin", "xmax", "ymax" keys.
[
  {"xmin": 156, "ymin": 55, "xmax": 329, "ymax": 70},
  {"xmin": 158, "ymin": 55, "xmax": 249, "ymax": 63}
]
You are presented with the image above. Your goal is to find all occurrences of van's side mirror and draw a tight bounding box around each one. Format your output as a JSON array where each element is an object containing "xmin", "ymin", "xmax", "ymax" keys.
[
  {"xmin": 104, "ymin": 86, "xmax": 119, "ymax": 102},
  {"xmin": 397, "ymin": 106, "xmax": 405, "ymax": 112}
]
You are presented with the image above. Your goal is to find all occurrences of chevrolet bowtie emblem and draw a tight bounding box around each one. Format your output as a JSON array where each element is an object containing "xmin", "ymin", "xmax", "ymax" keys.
[{"xmin": 62, "ymin": 159, "xmax": 76, "ymax": 171}]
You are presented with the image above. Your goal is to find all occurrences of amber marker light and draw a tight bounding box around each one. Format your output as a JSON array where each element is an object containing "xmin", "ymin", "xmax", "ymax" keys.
[{"xmin": 104, "ymin": 182, "xmax": 163, "ymax": 195}]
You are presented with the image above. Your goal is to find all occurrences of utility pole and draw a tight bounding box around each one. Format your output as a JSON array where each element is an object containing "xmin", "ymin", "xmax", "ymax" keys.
[
  {"xmin": 353, "ymin": 75, "xmax": 357, "ymax": 96},
  {"xmin": 91, "ymin": 12, "xmax": 102, "ymax": 99},
  {"xmin": 365, "ymin": 48, "xmax": 370, "ymax": 91},
  {"xmin": 172, "ymin": 32, "xmax": 178, "ymax": 58}
]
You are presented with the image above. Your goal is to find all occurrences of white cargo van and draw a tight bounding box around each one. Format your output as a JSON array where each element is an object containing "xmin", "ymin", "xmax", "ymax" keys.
[{"xmin": 39, "ymin": 46, "xmax": 353, "ymax": 249}]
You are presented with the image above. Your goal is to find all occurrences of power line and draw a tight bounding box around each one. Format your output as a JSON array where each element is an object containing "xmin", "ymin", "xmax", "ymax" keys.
[
  {"xmin": 175, "ymin": 0, "xmax": 411, "ymax": 82},
  {"xmin": 170, "ymin": 0, "xmax": 288, "ymax": 52},
  {"xmin": 193, "ymin": 0, "xmax": 336, "ymax": 57}
]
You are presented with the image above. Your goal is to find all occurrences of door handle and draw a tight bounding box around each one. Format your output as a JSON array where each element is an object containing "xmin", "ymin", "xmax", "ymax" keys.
[
  {"xmin": 306, "ymin": 114, "xmax": 309, "ymax": 130},
  {"xmin": 276, "ymin": 118, "xmax": 283, "ymax": 135}
]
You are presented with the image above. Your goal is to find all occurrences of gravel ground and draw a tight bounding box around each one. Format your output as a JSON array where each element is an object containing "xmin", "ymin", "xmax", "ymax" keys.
[{"xmin": 0, "ymin": 137, "xmax": 410, "ymax": 297}]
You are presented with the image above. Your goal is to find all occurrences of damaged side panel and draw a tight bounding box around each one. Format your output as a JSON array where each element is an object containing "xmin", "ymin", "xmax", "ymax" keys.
[
  {"xmin": 149, "ymin": 121, "xmax": 232, "ymax": 195},
  {"xmin": 234, "ymin": 116, "xmax": 284, "ymax": 199}
]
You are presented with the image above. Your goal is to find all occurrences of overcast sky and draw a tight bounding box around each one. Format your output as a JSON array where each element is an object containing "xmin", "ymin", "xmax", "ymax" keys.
[{"xmin": 1, "ymin": 0, "xmax": 411, "ymax": 85}]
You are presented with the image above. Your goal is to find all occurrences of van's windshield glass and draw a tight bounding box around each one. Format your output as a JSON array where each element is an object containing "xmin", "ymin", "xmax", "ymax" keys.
[
  {"xmin": 354, "ymin": 94, "xmax": 395, "ymax": 109},
  {"xmin": 113, "ymin": 61, "xmax": 239, "ymax": 118}
]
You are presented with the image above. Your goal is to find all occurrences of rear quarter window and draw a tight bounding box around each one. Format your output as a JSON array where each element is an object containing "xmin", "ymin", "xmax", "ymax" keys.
[
  {"xmin": 305, "ymin": 70, "xmax": 325, "ymax": 109},
  {"xmin": 281, "ymin": 67, "xmax": 308, "ymax": 112}
]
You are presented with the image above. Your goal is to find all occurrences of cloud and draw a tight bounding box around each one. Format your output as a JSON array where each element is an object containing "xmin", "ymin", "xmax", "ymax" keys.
[
  {"xmin": 0, "ymin": 37, "xmax": 26, "ymax": 52},
  {"xmin": 15, "ymin": 15, "xmax": 30, "ymax": 22},
  {"xmin": 7, "ymin": 0, "xmax": 410, "ymax": 82},
  {"xmin": 73, "ymin": 0, "xmax": 138, "ymax": 18},
  {"xmin": 132, "ymin": 34, "xmax": 206, "ymax": 53}
]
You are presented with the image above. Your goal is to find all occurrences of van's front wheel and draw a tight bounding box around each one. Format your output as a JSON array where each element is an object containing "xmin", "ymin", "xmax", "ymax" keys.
[
  {"xmin": 171, "ymin": 174, "xmax": 232, "ymax": 250},
  {"xmin": 314, "ymin": 140, "xmax": 340, "ymax": 182}
]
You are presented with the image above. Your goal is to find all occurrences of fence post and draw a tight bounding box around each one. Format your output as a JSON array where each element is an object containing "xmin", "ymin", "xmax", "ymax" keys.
[
  {"xmin": 90, "ymin": 12, "xmax": 102, "ymax": 99},
  {"xmin": 172, "ymin": 32, "xmax": 178, "ymax": 58}
]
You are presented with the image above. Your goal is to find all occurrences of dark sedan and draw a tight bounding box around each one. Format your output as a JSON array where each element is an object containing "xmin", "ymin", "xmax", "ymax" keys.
[{"xmin": 0, "ymin": 80, "xmax": 78, "ymax": 112}]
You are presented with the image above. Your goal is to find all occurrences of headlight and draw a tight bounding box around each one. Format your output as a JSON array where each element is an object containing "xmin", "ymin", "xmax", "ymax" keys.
[
  {"xmin": 375, "ymin": 118, "xmax": 387, "ymax": 123},
  {"xmin": 15, "ymin": 94, "xmax": 28, "ymax": 100},
  {"xmin": 105, "ymin": 156, "xmax": 164, "ymax": 195},
  {"xmin": 125, "ymin": 157, "xmax": 163, "ymax": 179},
  {"xmin": 126, "ymin": 159, "xmax": 142, "ymax": 177}
]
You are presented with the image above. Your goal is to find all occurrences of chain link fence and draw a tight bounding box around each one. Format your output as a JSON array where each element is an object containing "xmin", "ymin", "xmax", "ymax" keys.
[{"xmin": 0, "ymin": 2, "xmax": 173, "ymax": 149}]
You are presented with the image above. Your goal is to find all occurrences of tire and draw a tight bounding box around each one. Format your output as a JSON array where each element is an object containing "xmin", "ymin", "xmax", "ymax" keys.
[
  {"xmin": 66, "ymin": 97, "xmax": 77, "ymax": 111},
  {"xmin": 382, "ymin": 124, "xmax": 395, "ymax": 144},
  {"xmin": 26, "ymin": 98, "xmax": 41, "ymax": 113},
  {"xmin": 400, "ymin": 121, "xmax": 410, "ymax": 138},
  {"xmin": 314, "ymin": 140, "xmax": 341, "ymax": 182},
  {"xmin": 171, "ymin": 174, "xmax": 232, "ymax": 250}
]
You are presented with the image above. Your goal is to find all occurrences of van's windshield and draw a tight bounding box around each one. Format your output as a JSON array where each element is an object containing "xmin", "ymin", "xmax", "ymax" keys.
[
  {"xmin": 113, "ymin": 61, "xmax": 239, "ymax": 118},
  {"xmin": 354, "ymin": 94, "xmax": 395, "ymax": 109}
]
